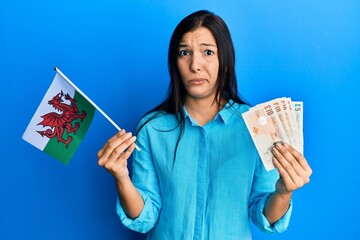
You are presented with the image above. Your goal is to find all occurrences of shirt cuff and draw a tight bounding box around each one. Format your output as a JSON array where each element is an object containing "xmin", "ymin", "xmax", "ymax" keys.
[
  {"xmin": 256, "ymin": 193, "xmax": 293, "ymax": 233},
  {"xmin": 116, "ymin": 190, "xmax": 157, "ymax": 233}
]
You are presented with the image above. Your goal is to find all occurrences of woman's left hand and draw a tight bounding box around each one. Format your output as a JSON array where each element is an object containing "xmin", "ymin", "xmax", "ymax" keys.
[{"xmin": 272, "ymin": 142, "xmax": 312, "ymax": 195}]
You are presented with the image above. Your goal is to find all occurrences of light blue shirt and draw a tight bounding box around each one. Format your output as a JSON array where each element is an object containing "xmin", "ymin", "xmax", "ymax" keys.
[{"xmin": 117, "ymin": 100, "xmax": 292, "ymax": 240}]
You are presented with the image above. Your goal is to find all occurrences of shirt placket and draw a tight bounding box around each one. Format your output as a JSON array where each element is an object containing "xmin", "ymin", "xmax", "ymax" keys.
[{"xmin": 193, "ymin": 127, "xmax": 207, "ymax": 240}]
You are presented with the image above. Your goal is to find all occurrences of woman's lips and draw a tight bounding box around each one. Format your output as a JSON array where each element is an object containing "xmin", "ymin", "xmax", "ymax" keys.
[{"xmin": 188, "ymin": 78, "xmax": 206, "ymax": 85}]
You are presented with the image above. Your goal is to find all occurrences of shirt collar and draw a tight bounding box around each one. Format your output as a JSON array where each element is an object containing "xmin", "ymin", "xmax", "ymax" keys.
[
  {"xmin": 217, "ymin": 99, "xmax": 234, "ymax": 124},
  {"xmin": 183, "ymin": 99, "xmax": 234, "ymax": 125},
  {"xmin": 183, "ymin": 106, "xmax": 197, "ymax": 125}
]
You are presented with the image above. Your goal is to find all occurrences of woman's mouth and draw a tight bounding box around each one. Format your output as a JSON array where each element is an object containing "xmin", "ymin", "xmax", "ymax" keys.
[{"xmin": 188, "ymin": 78, "xmax": 206, "ymax": 85}]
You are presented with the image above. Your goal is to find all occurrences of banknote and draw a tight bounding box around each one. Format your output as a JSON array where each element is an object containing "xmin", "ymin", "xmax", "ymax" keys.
[
  {"xmin": 292, "ymin": 101, "xmax": 304, "ymax": 153},
  {"xmin": 269, "ymin": 98, "xmax": 296, "ymax": 147},
  {"xmin": 242, "ymin": 98, "xmax": 304, "ymax": 171},
  {"xmin": 242, "ymin": 107, "xmax": 283, "ymax": 171}
]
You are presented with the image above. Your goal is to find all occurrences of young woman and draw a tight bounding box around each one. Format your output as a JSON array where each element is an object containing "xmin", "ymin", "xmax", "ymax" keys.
[{"xmin": 97, "ymin": 10, "xmax": 312, "ymax": 239}]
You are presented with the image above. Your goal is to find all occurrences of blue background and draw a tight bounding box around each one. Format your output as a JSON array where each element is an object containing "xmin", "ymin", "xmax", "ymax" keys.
[{"xmin": 1, "ymin": 0, "xmax": 359, "ymax": 239}]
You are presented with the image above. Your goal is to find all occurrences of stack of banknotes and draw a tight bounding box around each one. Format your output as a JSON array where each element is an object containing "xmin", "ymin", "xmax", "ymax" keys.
[{"xmin": 242, "ymin": 97, "xmax": 303, "ymax": 171}]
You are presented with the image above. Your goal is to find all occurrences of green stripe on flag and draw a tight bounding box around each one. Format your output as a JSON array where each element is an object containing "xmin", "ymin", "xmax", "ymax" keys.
[{"xmin": 43, "ymin": 91, "xmax": 95, "ymax": 164}]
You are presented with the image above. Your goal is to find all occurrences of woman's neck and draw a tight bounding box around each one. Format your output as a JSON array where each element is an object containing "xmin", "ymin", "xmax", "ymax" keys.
[{"xmin": 184, "ymin": 96, "xmax": 226, "ymax": 126}]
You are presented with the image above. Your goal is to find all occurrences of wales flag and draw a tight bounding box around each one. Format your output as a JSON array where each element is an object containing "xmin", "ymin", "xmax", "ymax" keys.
[{"xmin": 23, "ymin": 69, "xmax": 96, "ymax": 164}]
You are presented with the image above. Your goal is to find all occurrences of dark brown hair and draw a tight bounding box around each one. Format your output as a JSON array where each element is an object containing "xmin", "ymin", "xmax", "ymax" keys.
[
  {"xmin": 138, "ymin": 10, "xmax": 245, "ymax": 158},
  {"xmin": 159, "ymin": 10, "xmax": 244, "ymax": 118}
]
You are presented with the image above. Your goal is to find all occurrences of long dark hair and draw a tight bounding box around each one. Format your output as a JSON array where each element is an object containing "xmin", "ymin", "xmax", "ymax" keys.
[{"xmin": 137, "ymin": 10, "xmax": 245, "ymax": 158}]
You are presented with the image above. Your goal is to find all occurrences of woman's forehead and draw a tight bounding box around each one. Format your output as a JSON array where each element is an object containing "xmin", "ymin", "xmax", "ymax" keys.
[{"xmin": 179, "ymin": 27, "xmax": 216, "ymax": 46}]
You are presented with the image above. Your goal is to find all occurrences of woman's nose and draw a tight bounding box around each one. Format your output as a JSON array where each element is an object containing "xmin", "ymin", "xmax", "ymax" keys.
[{"xmin": 189, "ymin": 53, "xmax": 202, "ymax": 72}]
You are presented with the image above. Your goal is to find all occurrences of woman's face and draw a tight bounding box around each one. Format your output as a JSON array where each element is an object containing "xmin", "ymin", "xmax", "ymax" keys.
[{"xmin": 177, "ymin": 27, "xmax": 219, "ymax": 102}]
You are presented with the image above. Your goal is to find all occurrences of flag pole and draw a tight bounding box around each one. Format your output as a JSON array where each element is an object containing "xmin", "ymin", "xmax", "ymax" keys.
[{"xmin": 54, "ymin": 67, "xmax": 140, "ymax": 151}]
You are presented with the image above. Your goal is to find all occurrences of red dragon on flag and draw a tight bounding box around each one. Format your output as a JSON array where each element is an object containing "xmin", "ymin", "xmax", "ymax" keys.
[{"xmin": 37, "ymin": 90, "xmax": 87, "ymax": 148}]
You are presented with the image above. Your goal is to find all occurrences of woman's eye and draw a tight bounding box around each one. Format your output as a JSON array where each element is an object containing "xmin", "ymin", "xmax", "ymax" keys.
[
  {"xmin": 179, "ymin": 50, "xmax": 189, "ymax": 56},
  {"xmin": 204, "ymin": 50, "xmax": 214, "ymax": 56}
]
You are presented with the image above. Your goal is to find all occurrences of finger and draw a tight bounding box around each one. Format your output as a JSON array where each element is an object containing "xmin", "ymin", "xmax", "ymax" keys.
[
  {"xmin": 100, "ymin": 131, "xmax": 132, "ymax": 160},
  {"xmin": 103, "ymin": 129, "xmax": 128, "ymax": 152},
  {"xmin": 104, "ymin": 140, "xmax": 136, "ymax": 175},
  {"xmin": 274, "ymin": 143, "xmax": 306, "ymax": 177},
  {"xmin": 273, "ymin": 157, "xmax": 296, "ymax": 191},
  {"xmin": 98, "ymin": 131, "xmax": 132, "ymax": 166},
  {"xmin": 108, "ymin": 129, "xmax": 127, "ymax": 143},
  {"xmin": 110, "ymin": 142, "xmax": 136, "ymax": 174},
  {"xmin": 284, "ymin": 143, "xmax": 312, "ymax": 176},
  {"xmin": 97, "ymin": 129, "xmax": 126, "ymax": 158},
  {"xmin": 273, "ymin": 143, "xmax": 311, "ymax": 188},
  {"xmin": 272, "ymin": 146, "xmax": 298, "ymax": 185},
  {"xmin": 98, "ymin": 135, "xmax": 132, "ymax": 167},
  {"xmin": 108, "ymin": 134, "xmax": 136, "ymax": 160},
  {"xmin": 117, "ymin": 142, "xmax": 136, "ymax": 162}
]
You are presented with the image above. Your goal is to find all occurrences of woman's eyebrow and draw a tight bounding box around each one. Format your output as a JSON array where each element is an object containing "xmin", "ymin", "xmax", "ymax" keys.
[
  {"xmin": 201, "ymin": 43, "xmax": 217, "ymax": 48},
  {"xmin": 178, "ymin": 42, "xmax": 217, "ymax": 48}
]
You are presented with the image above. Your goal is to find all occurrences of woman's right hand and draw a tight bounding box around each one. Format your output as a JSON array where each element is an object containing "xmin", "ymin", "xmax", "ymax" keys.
[{"xmin": 97, "ymin": 129, "xmax": 137, "ymax": 181}]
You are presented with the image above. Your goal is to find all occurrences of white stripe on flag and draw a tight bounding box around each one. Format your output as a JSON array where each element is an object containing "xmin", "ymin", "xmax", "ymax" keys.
[{"xmin": 22, "ymin": 73, "xmax": 75, "ymax": 150}]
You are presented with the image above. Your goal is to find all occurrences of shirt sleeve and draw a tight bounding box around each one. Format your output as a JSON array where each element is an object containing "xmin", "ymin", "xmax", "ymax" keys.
[
  {"xmin": 116, "ymin": 122, "xmax": 162, "ymax": 233},
  {"xmin": 249, "ymin": 155, "xmax": 293, "ymax": 233}
]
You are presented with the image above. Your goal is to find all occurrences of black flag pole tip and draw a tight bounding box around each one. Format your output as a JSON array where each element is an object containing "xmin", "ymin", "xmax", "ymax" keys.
[{"xmin": 54, "ymin": 66, "xmax": 58, "ymax": 71}]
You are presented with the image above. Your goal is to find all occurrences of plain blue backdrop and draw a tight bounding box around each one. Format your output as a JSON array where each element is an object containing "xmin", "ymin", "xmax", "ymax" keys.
[{"xmin": 1, "ymin": 0, "xmax": 359, "ymax": 239}]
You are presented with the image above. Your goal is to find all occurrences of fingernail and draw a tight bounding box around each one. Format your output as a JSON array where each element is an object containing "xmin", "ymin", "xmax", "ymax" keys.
[
  {"xmin": 276, "ymin": 143, "xmax": 283, "ymax": 149},
  {"xmin": 126, "ymin": 132, "xmax": 132, "ymax": 137},
  {"xmin": 272, "ymin": 147, "xmax": 279, "ymax": 154},
  {"xmin": 284, "ymin": 143, "xmax": 290, "ymax": 148},
  {"xmin": 273, "ymin": 157, "xmax": 278, "ymax": 164}
]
